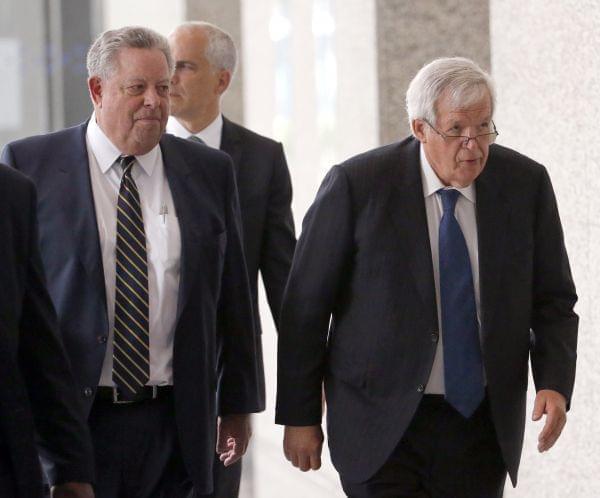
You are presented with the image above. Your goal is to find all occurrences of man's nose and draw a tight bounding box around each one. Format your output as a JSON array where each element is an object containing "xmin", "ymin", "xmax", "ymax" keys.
[
  {"xmin": 462, "ymin": 136, "xmax": 477, "ymax": 148},
  {"xmin": 144, "ymin": 88, "xmax": 161, "ymax": 107}
]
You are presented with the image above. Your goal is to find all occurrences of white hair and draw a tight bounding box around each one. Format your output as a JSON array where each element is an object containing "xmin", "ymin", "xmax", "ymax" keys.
[
  {"xmin": 87, "ymin": 25, "xmax": 173, "ymax": 80},
  {"xmin": 175, "ymin": 21, "xmax": 237, "ymax": 75},
  {"xmin": 406, "ymin": 57, "xmax": 495, "ymax": 132}
]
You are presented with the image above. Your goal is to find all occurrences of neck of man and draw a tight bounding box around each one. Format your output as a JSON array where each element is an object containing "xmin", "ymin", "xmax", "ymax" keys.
[{"xmin": 176, "ymin": 104, "xmax": 221, "ymax": 135}]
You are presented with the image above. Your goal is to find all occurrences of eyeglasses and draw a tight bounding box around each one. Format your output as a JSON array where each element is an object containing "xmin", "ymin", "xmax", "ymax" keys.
[{"xmin": 424, "ymin": 120, "xmax": 499, "ymax": 147}]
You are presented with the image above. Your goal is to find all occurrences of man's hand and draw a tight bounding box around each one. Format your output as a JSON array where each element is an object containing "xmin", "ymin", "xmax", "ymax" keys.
[
  {"xmin": 217, "ymin": 414, "xmax": 252, "ymax": 467},
  {"xmin": 283, "ymin": 425, "xmax": 324, "ymax": 472},
  {"xmin": 532, "ymin": 389, "xmax": 567, "ymax": 452},
  {"xmin": 51, "ymin": 482, "xmax": 94, "ymax": 498}
]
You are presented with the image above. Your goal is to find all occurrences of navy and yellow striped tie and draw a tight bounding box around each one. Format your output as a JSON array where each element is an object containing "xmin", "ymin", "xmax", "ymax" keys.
[{"xmin": 112, "ymin": 155, "xmax": 150, "ymax": 398}]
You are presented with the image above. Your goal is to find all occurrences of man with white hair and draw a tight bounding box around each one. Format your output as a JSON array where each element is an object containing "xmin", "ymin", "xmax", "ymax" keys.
[
  {"xmin": 276, "ymin": 57, "xmax": 578, "ymax": 497},
  {"xmin": 2, "ymin": 25, "xmax": 261, "ymax": 497},
  {"xmin": 167, "ymin": 21, "xmax": 296, "ymax": 498}
]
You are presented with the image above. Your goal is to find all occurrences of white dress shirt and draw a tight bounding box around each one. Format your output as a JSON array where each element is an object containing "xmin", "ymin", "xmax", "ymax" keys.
[
  {"xmin": 166, "ymin": 114, "xmax": 223, "ymax": 149},
  {"xmin": 86, "ymin": 115, "xmax": 181, "ymax": 386},
  {"xmin": 419, "ymin": 145, "xmax": 484, "ymax": 394}
]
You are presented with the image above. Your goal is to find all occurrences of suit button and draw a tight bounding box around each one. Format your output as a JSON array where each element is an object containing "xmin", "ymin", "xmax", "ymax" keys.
[
  {"xmin": 431, "ymin": 331, "xmax": 439, "ymax": 342},
  {"xmin": 83, "ymin": 387, "xmax": 93, "ymax": 397},
  {"xmin": 98, "ymin": 335, "xmax": 107, "ymax": 344},
  {"xmin": 417, "ymin": 384, "xmax": 425, "ymax": 393}
]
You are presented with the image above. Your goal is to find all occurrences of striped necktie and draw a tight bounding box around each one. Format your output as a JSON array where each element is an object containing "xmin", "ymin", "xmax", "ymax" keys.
[{"xmin": 112, "ymin": 155, "xmax": 150, "ymax": 399}]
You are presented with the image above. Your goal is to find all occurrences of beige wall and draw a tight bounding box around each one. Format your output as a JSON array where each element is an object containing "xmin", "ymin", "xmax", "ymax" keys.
[{"xmin": 491, "ymin": 1, "xmax": 600, "ymax": 496}]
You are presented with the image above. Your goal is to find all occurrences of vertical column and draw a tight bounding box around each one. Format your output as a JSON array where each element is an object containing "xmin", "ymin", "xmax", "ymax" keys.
[
  {"xmin": 47, "ymin": 0, "xmax": 95, "ymax": 129},
  {"xmin": 375, "ymin": 0, "xmax": 490, "ymax": 143},
  {"xmin": 185, "ymin": 0, "xmax": 244, "ymax": 124}
]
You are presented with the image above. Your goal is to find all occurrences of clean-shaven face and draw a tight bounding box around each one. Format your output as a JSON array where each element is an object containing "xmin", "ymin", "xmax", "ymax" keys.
[
  {"xmin": 169, "ymin": 28, "xmax": 222, "ymax": 121},
  {"xmin": 419, "ymin": 90, "xmax": 493, "ymax": 187},
  {"xmin": 91, "ymin": 47, "xmax": 170, "ymax": 155}
]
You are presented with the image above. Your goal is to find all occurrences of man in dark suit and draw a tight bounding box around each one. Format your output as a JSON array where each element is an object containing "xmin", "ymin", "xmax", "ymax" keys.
[
  {"xmin": 276, "ymin": 57, "xmax": 578, "ymax": 497},
  {"xmin": 2, "ymin": 26, "xmax": 261, "ymax": 498},
  {"xmin": 167, "ymin": 21, "xmax": 296, "ymax": 498},
  {"xmin": 0, "ymin": 164, "xmax": 95, "ymax": 498}
]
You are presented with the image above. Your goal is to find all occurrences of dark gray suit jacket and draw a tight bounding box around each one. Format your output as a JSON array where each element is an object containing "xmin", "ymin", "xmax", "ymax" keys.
[
  {"xmin": 0, "ymin": 164, "xmax": 94, "ymax": 497},
  {"xmin": 2, "ymin": 123, "xmax": 261, "ymax": 494},
  {"xmin": 220, "ymin": 117, "xmax": 296, "ymax": 408},
  {"xmin": 275, "ymin": 137, "xmax": 578, "ymax": 486}
]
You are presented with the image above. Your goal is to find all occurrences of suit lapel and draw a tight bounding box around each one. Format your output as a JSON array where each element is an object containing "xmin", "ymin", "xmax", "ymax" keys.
[
  {"xmin": 160, "ymin": 135, "xmax": 201, "ymax": 323},
  {"xmin": 58, "ymin": 124, "xmax": 107, "ymax": 302},
  {"xmin": 386, "ymin": 139, "xmax": 438, "ymax": 323},
  {"xmin": 219, "ymin": 116, "xmax": 242, "ymax": 176},
  {"xmin": 475, "ymin": 148, "xmax": 510, "ymax": 338}
]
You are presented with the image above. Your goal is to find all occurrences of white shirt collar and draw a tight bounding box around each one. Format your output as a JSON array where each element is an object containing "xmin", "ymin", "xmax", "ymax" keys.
[
  {"xmin": 419, "ymin": 143, "xmax": 476, "ymax": 203},
  {"xmin": 86, "ymin": 112, "xmax": 159, "ymax": 176},
  {"xmin": 166, "ymin": 113, "xmax": 223, "ymax": 149}
]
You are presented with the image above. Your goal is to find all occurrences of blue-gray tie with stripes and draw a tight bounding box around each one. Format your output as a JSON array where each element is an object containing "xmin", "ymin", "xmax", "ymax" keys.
[{"xmin": 112, "ymin": 155, "xmax": 150, "ymax": 399}]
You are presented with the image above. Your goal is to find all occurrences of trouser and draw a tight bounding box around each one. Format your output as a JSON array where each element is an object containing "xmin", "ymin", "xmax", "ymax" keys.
[
  {"xmin": 200, "ymin": 456, "xmax": 242, "ymax": 498},
  {"xmin": 340, "ymin": 395, "xmax": 506, "ymax": 498},
  {"xmin": 89, "ymin": 392, "xmax": 194, "ymax": 498}
]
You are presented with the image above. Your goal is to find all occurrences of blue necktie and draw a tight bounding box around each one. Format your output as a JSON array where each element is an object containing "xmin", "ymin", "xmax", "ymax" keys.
[{"xmin": 438, "ymin": 188, "xmax": 484, "ymax": 418}]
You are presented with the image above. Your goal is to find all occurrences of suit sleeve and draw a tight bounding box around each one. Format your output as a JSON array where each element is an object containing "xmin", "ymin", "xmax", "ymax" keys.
[
  {"xmin": 18, "ymin": 180, "xmax": 95, "ymax": 485},
  {"xmin": 259, "ymin": 143, "xmax": 296, "ymax": 328},
  {"xmin": 530, "ymin": 167, "xmax": 578, "ymax": 406},
  {"xmin": 217, "ymin": 160, "xmax": 262, "ymax": 415},
  {"xmin": 275, "ymin": 165, "xmax": 354, "ymax": 426}
]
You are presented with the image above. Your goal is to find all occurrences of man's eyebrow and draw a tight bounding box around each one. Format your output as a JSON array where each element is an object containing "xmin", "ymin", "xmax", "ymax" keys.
[{"xmin": 175, "ymin": 59, "xmax": 197, "ymax": 67}]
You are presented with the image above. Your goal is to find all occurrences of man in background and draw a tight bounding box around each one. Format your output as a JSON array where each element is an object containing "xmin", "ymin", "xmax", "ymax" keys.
[
  {"xmin": 2, "ymin": 26, "xmax": 261, "ymax": 497},
  {"xmin": 168, "ymin": 21, "xmax": 296, "ymax": 498},
  {"xmin": 0, "ymin": 164, "xmax": 94, "ymax": 498},
  {"xmin": 276, "ymin": 57, "xmax": 578, "ymax": 497}
]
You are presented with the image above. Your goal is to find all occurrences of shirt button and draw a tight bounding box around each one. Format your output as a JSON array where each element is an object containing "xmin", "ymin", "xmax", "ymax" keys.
[
  {"xmin": 417, "ymin": 384, "xmax": 425, "ymax": 393},
  {"xmin": 431, "ymin": 331, "xmax": 439, "ymax": 342},
  {"xmin": 83, "ymin": 387, "xmax": 93, "ymax": 397},
  {"xmin": 97, "ymin": 335, "xmax": 107, "ymax": 344}
]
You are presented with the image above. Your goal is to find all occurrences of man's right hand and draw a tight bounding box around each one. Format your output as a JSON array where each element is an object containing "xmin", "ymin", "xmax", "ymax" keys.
[{"xmin": 283, "ymin": 425, "xmax": 324, "ymax": 472}]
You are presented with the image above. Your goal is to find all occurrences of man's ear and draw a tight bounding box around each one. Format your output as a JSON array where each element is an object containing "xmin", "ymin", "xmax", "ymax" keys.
[
  {"xmin": 88, "ymin": 77, "xmax": 103, "ymax": 107},
  {"xmin": 215, "ymin": 70, "xmax": 232, "ymax": 96},
  {"xmin": 412, "ymin": 119, "xmax": 427, "ymax": 143}
]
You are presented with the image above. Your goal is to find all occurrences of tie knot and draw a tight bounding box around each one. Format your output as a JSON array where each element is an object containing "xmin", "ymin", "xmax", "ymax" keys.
[
  {"xmin": 118, "ymin": 155, "xmax": 136, "ymax": 176},
  {"xmin": 188, "ymin": 135, "xmax": 205, "ymax": 145},
  {"xmin": 437, "ymin": 188, "xmax": 460, "ymax": 213}
]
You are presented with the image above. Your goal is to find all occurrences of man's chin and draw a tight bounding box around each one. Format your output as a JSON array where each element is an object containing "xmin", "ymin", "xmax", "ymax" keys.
[{"xmin": 126, "ymin": 130, "xmax": 163, "ymax": 155}]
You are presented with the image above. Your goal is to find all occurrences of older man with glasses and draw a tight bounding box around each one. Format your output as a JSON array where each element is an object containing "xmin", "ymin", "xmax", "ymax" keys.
[{"xmin": 276, "ymin": 57, "xmax": 578, "ymax": 498}]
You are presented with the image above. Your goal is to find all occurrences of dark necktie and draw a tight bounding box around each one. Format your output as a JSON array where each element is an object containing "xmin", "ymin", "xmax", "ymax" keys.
[
  {"xmin": 438, "ymin": 188, "xmax": 484, "ymax": 418},
  {"xmin": 188, "ymin": 135, "xmax": 205, "ymax": 145},
  {"xmin": 112, "ymin": 155, "xmax": 150, "ymax": 398}
]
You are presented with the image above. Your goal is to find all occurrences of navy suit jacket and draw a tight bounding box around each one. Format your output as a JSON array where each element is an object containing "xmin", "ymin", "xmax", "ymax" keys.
[
  {"xmin": 220, "ymin": 116, "xmax": 296, "ymax": 408},
  {"xmin": 276, "ymin": 137, "xmax": 578, "ymax": 486},
  {"xmin": 0, "ymin": 164, "xmax": 94, "ymax": 497},
  {"xmin": 2, "ymin": 123, "xmax": 261, "ymax": 494}
]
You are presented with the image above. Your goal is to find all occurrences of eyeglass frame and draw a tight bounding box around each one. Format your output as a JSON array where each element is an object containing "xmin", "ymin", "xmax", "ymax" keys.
[{"xmin": 423, "ymin": 119, "xmax": 499, "ymax": 147}]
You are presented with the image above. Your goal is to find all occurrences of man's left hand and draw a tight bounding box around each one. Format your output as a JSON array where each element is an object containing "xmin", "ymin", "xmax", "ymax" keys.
[
  {"xmin": 216, "ymin": 414, "xmax": 252, "ymax": 466},
  {"xmin": 532, "ymin": 389, "xmax": 567, "ymax": 452},
  {"xmin": 51, "ymin": 482, "xmax": 94, "ymax": 498}
]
